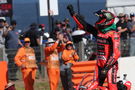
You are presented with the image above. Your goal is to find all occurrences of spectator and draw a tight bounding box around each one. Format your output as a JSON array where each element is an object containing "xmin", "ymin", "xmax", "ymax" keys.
[
  {"xmin": 38, "ymin": 24, "xmax": 49, "ymax": 44},
  {"xmin": 5, "ymin": 20, "xmax": 23, "ymax": 49},
  {"xmin": 0, "ymin": 23, "xmax": 6, "ymax": 48},
  {"xmin": 0, "ymin": 17, "xmax": 11, "ymax": 34},
  {"xmin": 63, "ymin": 18, "xmax": 71, "ymax": 28},
  {"xmin": 0, "ymin": 23, "xmax": 8, "ymax": 61},
  {"xmin": 44, "ymin": 35, "xmax": 65, "ymax": 90},
  {"xmin": 38, "ymin": 24, "xmax": 45, "ymax": 36},
  {"xmin": 61, "ymin": 41, "xmax": 79, "ymax": 90},
  {"xmin": 14, "ymin": 37, "xmax": 38, "ymax": 90},
  {"xmin": 63, "ymin": 28, "xmax": 73, "ymax": 42},
  {"xmin": 51, "ymin": 20, "xmax": 62, "ymax": 39},
  {"xmin": 4, "ymin": 20, "xmax": 23, "ymax": 80},
  {"xmin": 0, "ymin": 18, "xmax": 6, "ymax": 29},
  {"xmin": 116, "ymin": 13, "xmax": 129, "ymax": 40},
  {"xmin": 54, "ymin": 20, "xmax": 62, "ymax": 32},
  {"xmin": 61, "ymin": 21, "xmax": 67, "ymax": 31},
  {"xmin": 116, "ymin": 13, "xmax": 129, "ymax": 56},
  {"xmin": 127, "ymin": 13, "xmax": 135, "ymax": 56},
  {"xmin": 24, "ymin": 23, "xmax": 40, "ymax": 47},
  {"xmin": 124, "ymin": 14, "xmax": 130, "ymax": 23},
  {"xmin": 0, "ymin": 18, "xmax": 8, "ymax": 39}
]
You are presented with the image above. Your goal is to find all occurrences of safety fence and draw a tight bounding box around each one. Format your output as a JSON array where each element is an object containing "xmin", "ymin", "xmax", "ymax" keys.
[
  {"xmin": 6, "ymin": 47, "xmax": 44, "ymax": 80},
  {"xmin": 4, "ymin": 40, "xmax": 130, "ymax": 81}
]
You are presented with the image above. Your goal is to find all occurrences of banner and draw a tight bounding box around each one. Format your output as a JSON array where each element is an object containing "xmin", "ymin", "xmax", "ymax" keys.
[
  {"xmin": 39, "ymin": 0, "xmax": 59, "ymax": 16},
  {"xmin": 0, "ymin": 0, "xmax": 12, "ymax": 17}
]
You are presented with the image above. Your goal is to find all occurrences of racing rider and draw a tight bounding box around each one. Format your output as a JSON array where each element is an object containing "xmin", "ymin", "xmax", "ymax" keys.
[{"xmin": 67, "ymin": 5, "xmax": 120, "ymax": 90}]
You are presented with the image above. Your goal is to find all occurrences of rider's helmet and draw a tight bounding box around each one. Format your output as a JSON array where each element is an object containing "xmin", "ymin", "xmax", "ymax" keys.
[{"xmin": 94, "ymin": 9, "xmax": 115, "ymax": 29}]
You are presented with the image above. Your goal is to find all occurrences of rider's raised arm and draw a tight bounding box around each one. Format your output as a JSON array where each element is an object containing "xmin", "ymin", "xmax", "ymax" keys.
[{"xmin": 67, "ymin": 4, "xmax": 98, "ymax": 37}]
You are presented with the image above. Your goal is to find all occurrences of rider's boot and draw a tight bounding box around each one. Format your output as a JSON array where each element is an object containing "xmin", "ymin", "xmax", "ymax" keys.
[{"xmin": 108, "ymin": 83, "xmax": 117, "ymax": 90}]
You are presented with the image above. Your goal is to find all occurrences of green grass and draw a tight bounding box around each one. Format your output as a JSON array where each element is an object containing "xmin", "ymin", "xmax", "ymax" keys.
[
  {"xmin": 14, "ymin": 79, "xmax": 62, "ymax": 90},
  {"xmin": 13, "ymin": 70, "xmax": 62, "ymax": 90}
]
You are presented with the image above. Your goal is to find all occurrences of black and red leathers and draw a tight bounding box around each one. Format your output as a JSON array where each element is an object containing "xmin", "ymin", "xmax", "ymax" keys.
[{"xmin": 67, "ymin": 5, "xmax": 120, "ymax": 90}]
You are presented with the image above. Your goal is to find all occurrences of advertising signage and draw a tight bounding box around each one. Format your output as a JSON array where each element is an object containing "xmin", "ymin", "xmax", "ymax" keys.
[{"xmin": 0, "ymin": 0, "xmax": 12, "ymax": 17}]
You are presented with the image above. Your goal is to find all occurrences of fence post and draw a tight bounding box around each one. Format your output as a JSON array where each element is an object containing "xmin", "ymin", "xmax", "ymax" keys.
[
  {"xmin": 74, "ymin": 41, "xmax": 85, "ymax": 61},
  {"xmin": 0, "ymin": 48, "xmax": 4, "ymax": 61},
  {"xmin": 0, "ymin": 47, "xmax": 8, "ymax": 61},
  {"xmin": 40, "ymin": 45, "xmax": 45, "ymax": 79},
  {"xmin": 78, "ymin": 41, "xmax": 85, "ymax": 61}
]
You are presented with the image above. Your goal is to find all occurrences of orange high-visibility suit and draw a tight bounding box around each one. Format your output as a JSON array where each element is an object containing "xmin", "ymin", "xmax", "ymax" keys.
[
  {"xmin": 61, "ymin": 47, "xmax": 79, "ymax": 90},
  {"xmin": 0, "ymin": 61, "xmax": 8, "ymax": 90},
  {"xmin": 45, "ymin": 41, "xmax": 65, "ymax": 90},
  {"xmin": 62, "ymin": 49, "xmax": 79, "ymax": 64},
  {"xmin": 14, "ymin": 47, "xmax": 37, "ymax": 90}
]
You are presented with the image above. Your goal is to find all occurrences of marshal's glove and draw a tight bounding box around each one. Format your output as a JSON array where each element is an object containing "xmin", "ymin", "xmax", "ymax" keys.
[{"xmin": 67, "ymin": 4, "xmax": 75, "ymax": 16}]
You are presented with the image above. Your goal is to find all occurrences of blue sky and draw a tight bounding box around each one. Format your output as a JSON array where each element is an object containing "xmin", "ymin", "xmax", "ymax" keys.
[
  {"xmin": 14, "ymin": 0, "xmax": 106, "ymax": 3},
  {"xmin": 12, "ymin": 0, "xmax": 106, "ymax": 29}
]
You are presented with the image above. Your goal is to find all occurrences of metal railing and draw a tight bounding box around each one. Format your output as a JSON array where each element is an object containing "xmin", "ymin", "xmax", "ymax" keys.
[
  {"xmin": 5, "ymin": 46, "xmax": 45, "ymax": 80},
  {"xmin": 2, "ymin": 40, "xmax": 130, "ymax": 80}
]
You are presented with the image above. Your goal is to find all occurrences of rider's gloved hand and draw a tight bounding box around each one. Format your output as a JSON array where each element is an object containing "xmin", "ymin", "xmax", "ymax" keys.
[
  {"xmin": 67, "ymin": 4, "xmax": 75, "ymax": 16},
  {"xmin": 104, "ymin": 57, "xmax": 116, "ymax": 71},
  {"xmin": 101, "ymin": 67, "xmax": 109, "ymax": 75}
]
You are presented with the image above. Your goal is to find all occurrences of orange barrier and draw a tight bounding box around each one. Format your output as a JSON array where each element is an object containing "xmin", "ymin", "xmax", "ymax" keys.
[
  {"xmin": 71, "ymin": 60, "xmax": 96, "ymax": 87},
  {"xmin": 72, "ymin": 76, "xmax": 93, "ymax": 85},
  {"xmin": 71, "ymin": 60, "xmax": 96, "ymax": 73},
  {"xmin": 72, "ymin": 73, "xmax": 94, "ymax": 78},
  {"xmin": 71, "ymin": 60, "xmax": 108, "ymax": 88},
  {"xmin": 72, "ymin": 60, "xmax": 96, "ymax": 66},
  {"xmin": 0, "ymin": 61, "xmax": 8, "ymax": 90},
  {"xmin": 71, "ymin": 65, "xmax": 95, "ymax": 73}
]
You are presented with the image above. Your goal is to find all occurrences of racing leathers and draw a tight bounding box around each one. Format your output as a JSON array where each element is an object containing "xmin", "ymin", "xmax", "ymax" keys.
[{"xmin": 68, "ymin": 10, "xmax": 120, "ymax": 90}]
